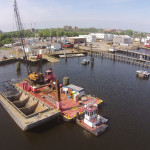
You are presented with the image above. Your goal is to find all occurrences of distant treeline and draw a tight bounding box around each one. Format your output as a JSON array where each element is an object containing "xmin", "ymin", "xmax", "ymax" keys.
[{"xmin": 0, "ymin": 28, "xmax": 147, "ymax": 47}]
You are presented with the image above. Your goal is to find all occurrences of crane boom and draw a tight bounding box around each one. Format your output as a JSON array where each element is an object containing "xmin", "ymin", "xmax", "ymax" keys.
[{"xmin": 13, "ymin": 0, "xmax": 30, "ymax": 74}]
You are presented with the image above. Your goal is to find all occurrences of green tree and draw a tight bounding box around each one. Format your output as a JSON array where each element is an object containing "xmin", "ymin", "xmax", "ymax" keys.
[
  {"xmin": 125, "ymin": 30, "xmax": 133, "ymax": 36},
  {"xmin": 56, "ymin": 29, "xmax": 64, "ymax": 37},
  {"xmin": 49, "ymin": 29, "xmax": 56, "ymax": 37}
]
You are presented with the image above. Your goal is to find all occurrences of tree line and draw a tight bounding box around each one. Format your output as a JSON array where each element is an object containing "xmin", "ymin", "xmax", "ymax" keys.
[{"xmin": 0, "ymin": 28, "xmax": 147, "ymax": 47}]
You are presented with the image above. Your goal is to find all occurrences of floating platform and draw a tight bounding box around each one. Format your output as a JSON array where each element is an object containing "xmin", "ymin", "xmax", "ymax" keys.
[
  {"xmin": 59, "ymin": 54, "xmax": 85, "ymax": 58},
  {"xmin": 0, "ymin": 91, "xmax": 60, "ymax": 131},
  {"xmin": 16, "ymin": 82, "xmax": 103, "ymax": 121},
  {"xmin": 76, "ymin": 119, "xmax": 108, "ymax": 136}
]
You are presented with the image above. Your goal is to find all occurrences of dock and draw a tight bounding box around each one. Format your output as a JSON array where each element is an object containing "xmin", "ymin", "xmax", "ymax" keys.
[
  {"xmin": 0, "ymin": 55, "xmax": 59, "ymax": 65},
  {"xmin": 117, "ymin": 49, "xmax": 150, "ymax": 61},
  {"xmin": 89, "ymin": 51, "xmax": 150, "ymax": 68},
  {"xmin": 42, "ymin": 55, "xmax": 60, "ymax": 63}
]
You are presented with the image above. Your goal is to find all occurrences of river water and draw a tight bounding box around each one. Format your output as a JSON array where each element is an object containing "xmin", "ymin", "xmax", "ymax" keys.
[{"xmin": 0, "ymin": 56, "xmax": 150, "ymax": 150}]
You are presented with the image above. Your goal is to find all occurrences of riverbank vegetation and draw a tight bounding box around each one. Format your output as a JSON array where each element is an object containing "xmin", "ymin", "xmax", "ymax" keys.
[{"xmin": 0, "ymin": 28, "xmax": 147, "ymax": 47}]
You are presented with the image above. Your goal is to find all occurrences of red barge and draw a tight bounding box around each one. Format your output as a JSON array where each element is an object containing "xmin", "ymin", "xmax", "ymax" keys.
[{"xmin": 15, "ymin": 70, "xmax": 103, "ymax": 121}]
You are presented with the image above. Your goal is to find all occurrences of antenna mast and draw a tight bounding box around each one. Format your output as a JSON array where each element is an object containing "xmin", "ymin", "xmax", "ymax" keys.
[{"xmin": 13, "ymin": 0, "xmax": 30, "ymax": 74}]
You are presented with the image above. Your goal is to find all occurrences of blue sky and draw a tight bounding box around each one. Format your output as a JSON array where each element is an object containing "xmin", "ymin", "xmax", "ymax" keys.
[{"xmin": 0, "ymin": 0, "xmax": 150, "ymax": 32}]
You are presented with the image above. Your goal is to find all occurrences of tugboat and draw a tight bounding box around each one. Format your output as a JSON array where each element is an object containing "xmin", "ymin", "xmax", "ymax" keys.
[
  {"xmin": 136, "ymin": 70, "xmax": 150, "ymax": 79},
  {"xmin": 76, "ymin": 103, "xmax": 108, "ymax": 136},
  {"xmin": 81, "ymin": 59, "xmax": 89, "ymax": 65}
]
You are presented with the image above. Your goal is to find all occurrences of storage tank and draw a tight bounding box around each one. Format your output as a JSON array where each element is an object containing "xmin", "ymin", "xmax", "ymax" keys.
[{"xmin": 63, "ymin": 76, "xmax": 69, "ymax": 86}]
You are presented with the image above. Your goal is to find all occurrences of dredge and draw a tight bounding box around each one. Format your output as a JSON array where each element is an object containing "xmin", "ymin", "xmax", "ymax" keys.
[
  {"xmin": 0, "ymin": 69, "xmax": 105, "ymax": 133},
  {"xmin": 16, "ymin": 71, "xmax": 103, "ymax": 122}
]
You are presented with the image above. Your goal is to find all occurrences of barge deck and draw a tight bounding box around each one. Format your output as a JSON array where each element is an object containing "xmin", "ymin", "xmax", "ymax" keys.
[
  {"xmin": 0, "ymin": 92, "xmax": 60, "ymax": 131},
  {"xmin": 16, "ymin": 82, "xmax": 103, "ymax": 121}
]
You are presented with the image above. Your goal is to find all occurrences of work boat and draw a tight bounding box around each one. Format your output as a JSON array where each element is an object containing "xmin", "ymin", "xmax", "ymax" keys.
[
  {"xmin": 76, "ymin": 103, "xmax": 108, "ymax": 136},
  {"xmin": 136, "ymin": 70, "xmax": 150, "ymax": 79}
]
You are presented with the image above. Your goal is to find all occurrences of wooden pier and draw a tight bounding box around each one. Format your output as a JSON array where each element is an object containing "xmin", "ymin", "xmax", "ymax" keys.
[
  {"xmin": 92, "ymin": 51, "xmax": 150, "ymax": 68},
  {"xmin": 116, "ymin": 49, "xmax": 150, "ymax": 61},
  {"xmin": 0, "ymin": 55, "xmax": 59, "ymax": 65}
]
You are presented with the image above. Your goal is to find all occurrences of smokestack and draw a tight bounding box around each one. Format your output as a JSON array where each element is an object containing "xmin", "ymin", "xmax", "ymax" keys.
[{"xmin": 56, "ymin": 79, "xmax": 61, "ymax": 102}]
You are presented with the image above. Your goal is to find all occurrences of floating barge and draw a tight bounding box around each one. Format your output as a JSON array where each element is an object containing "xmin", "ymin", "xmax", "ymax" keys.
[
  {"xmin": 59, "ymin": 54, "xmax": 85, "ymax": 58},
  {"xmin": 16, "ymin": 79, "xmax": 103, "ymax": 122},
  {"xmin": 0, "ymin": 68, "xmax": 104, "ymax": 131},
  {"xmin": 0, "ymin": 81, "xmax": 60, "ymax": 131}
]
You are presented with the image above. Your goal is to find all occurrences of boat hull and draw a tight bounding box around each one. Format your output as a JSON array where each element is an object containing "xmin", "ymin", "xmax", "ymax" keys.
[{"xmin": 76, "ymin": 119, "xmax": 108, "ymax": 136}]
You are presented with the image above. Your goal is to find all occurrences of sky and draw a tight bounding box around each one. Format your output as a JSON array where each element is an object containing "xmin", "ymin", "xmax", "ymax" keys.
[{"xmin": 0, "ymin": 0, "xmax": 150, "ymax": 32}]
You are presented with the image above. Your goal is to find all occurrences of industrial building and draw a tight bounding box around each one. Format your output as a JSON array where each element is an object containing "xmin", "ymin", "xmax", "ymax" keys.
[
  {"xmin": 73, "ymin": 26, "xmax": 78, "ymax": 31},
  {"xmin": 25, "ymin": 38, "xmax": 39, "ymax": 44},
  {"xmin": 79, "ymin": 35, "xmax": 96, "ymax": 42},
  {"xmin": 64, "ymin": 26, "xmax": 72, "ymax": 31},
  {"xmin": 103, "ymin": 29, "xmax": 116, "ymax": 33},
  {"xmin": 66, "ymin": 37, "xmax": 86, "ymax": 44},
  {"xmin": 113, "ymin": 35, "xmax": 132, "ymax": 45},
  {"xmin": 90, "ymin": 33, "xmax": 114, "ymax": 41}
]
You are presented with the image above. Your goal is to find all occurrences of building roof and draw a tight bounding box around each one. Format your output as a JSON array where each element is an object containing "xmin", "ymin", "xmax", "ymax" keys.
[
  {"xmin": 66, "ymin": 37, "xmax": 86, "ymax": 39},
  {"xmin": 114, "ymin": 35, "xmax": 131, "ymax": 38},
  {"xmin": 65, "ymin": 84, "xmax": 84, "ymax": 92}
]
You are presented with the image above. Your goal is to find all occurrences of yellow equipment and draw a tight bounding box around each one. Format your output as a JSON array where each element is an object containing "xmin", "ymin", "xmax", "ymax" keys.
[{"xmin": 28, "ymin": 72, "xmax": 39, "ymax": 82}]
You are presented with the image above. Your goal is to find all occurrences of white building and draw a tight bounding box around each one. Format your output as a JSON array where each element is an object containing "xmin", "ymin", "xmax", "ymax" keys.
[
  {"xmin": 113, "ymin": 35, "xmax": 132, "ymax": 45},
  {"xmin": 79, "ymin": 35, "xmax": 96, "ymax": 42},
  {"xmin": 134, "ymin": 37, "xmax": 141, "ymax": 42},
  {"xmin": 90, "ymin": 33, "xmax": 114, "ymax": 41},
  {"xmin": 24, "ymin": 47, "xmax": 33, "ymax": 53},
  {"xmin": 147, "ymin": 36, "xmax": 150, "ymax": 40},
  {"xmin": 51, "ymin": 43, "xmax": 62, "ymax": 51},
  {"xmin": 141, "ymin": 38, "xmax": 146, "ymax": 43},
  {"xmin": 25, "ymin": 38, "xmax": 39, "ymax": 44}
]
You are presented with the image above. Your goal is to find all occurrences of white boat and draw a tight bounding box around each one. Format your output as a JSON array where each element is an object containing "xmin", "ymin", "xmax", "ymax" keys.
[
  {"xmin": 136, "ymin": 70, "xmax": 150, "ymax": 79},
  {"xmin": 81, "ymin": 59, "xmax": 89, "ymax": 65},
  {"xmin": 76, "ymin": 103, "xmax": 108, "ymax": 136}
]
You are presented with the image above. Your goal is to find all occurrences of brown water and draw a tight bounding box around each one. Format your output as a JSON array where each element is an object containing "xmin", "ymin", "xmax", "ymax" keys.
[{"xmin": 0, "ymin": 56, "xmax": 150, "ymax": 150}]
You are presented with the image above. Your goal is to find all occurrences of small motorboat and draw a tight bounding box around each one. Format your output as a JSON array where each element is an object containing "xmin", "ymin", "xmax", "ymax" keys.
[
  {"xmin": 81, "ymin": 59, "xmax": 89, "ymax": 65},
  {"xmin": 136, "ymin": 70, "xmax": 150, "ymax": 79}
]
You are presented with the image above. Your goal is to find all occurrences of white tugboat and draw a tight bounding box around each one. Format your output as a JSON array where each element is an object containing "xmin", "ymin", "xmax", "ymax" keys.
[
  {"xmin": 76, "ymin": 103, "xmax": 108, "ymax": 136},
  {"xmin": 136, "ymin": 70, "xmax": 150, "ymax": 79}
]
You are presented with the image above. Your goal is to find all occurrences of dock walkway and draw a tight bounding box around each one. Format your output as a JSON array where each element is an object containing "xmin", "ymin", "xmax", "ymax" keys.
[{"xmin": 42, "ymin": 55, "xmax": 60, "ymax": 63}]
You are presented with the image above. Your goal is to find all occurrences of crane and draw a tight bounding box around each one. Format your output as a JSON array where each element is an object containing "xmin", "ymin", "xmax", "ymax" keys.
[
  {"xmin": 13, "ymin": 0, "xmax": 52, "ymax": 85},
  {"xmin": 13, "ymin": 0, "xmax": 30, "ymax": 74}
]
